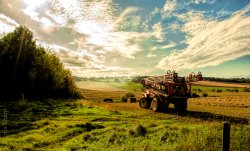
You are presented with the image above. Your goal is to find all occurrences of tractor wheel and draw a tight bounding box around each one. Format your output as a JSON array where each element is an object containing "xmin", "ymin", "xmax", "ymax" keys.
[
  {"xmin": 139, "ymin": 97, "xmax": 150, "ymax": 109},
  {"xmin": 151, "ymin": 97, "xmax": 161, "ymax": 112},
  {"xmin": 174, "ymin": 99, "xmax": 187, "ymax": 112}
]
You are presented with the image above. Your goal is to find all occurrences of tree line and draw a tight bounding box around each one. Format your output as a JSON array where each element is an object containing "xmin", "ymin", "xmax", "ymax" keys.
[{"xmin": 0, "ymin": 26, "xmax": 83, "ymax": 100}]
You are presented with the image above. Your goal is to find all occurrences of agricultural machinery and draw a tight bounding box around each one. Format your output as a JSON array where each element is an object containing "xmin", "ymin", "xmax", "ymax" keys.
[{"xmin": 139, "ymin": 70, "xmax": 202, "ymax": 112}]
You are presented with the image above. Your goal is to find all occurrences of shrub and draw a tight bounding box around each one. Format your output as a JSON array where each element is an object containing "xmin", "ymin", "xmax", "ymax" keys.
[
  {"xmin": 203, "ymin": 93, "xmax": 208, "ymax": 97},
  {"xmin": 121, "ymin": 96, "xmax": 127, "ymax": 102},
  {"xmin": 217, "ymin": 89, "xmax": 222, "ymax": 92},
  {"xmin": 191, "ymin": 93, "xmax": 200, "ymax": 98}
]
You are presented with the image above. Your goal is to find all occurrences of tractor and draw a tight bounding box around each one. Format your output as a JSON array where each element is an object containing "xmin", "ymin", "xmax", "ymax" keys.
[{"xmin": 139, "ymin": 70, "xmax": 202, "ymax": 112}]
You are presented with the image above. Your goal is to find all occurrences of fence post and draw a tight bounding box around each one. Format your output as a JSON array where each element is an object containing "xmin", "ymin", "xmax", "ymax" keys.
[{"xmin": 222, "ymin": 122, "xmax": 230, "ymax": 151}]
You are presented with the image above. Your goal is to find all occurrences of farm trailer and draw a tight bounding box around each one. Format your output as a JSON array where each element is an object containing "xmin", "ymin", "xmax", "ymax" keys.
[{"xmin": 139, "ymin": 71, "xmax": 202, "ymax": 112}]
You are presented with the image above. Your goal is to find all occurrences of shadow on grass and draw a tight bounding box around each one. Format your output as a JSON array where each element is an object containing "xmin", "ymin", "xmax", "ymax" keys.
[
  {"xmin": 0, "ymin": 99, "xmax": 76, "ymax": 137},
  {"xmin": 162, "ymin": 109, "xmax": 249, "ymax": 125}
]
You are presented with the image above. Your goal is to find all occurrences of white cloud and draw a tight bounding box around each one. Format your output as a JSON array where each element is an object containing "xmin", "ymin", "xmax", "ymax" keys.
[
  {"xmin": 167, "ymin": 23, "xmax": 181, "ymax": 31},
  {"xmin": 0, "ymin": 13, "xmax": 18, "ymax": 34},
  {"xmin": 0, "ymin": 13, "xmax": 18, "ymax": 26},
  {"xmin": 152, "ymin": 22, "xmax": 165, "ymax": 42},
  {"xmin": 114, "ymin": 6, "xmax": 138, "ymax": 28},
  {"xmin": 78, "ymin": 31, "xmax": 147, "ymax": 59},
  {"xmin": 157, "ymin": 5, "xmax": 250, "ymax": 71},
  {"xmin": 193, "ymin": 0, "xmax": 217, "ymax": 5},
  {"xmin": 37, "ymin": 40, "xmax": 135, "ymax": 77},
  {"xmin": 161, "ymin": 42, "xmax": 177, "ymax": 49},
  {"xmin": 193, "ymin": 0, "xmax": 206, "ymax": 4},
  {"xmin": 162, "ymin": 0, "xmax": 176, "ymax": 18}
]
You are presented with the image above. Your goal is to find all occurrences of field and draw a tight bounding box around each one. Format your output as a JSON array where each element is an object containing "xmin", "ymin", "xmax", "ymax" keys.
[{"xmin": 0, "ymin": 81, "xmax": 250, "ymax": 150}]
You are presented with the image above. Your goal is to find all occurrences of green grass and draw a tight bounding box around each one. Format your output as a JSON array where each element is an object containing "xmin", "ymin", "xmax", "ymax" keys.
[
  {"xmin": 109, "ymin": 81, "xmax": 143, "ymax": 92},
  {"xmin": 192, "ymin": 85, "xmax": 245, "ymax": 92},
  {"xmin": 0, "ymin": 99, "xmax": 249, "ymax": 150},
  {"xmin": 109, "ymin": 81, "xmax": 246, "ymax": 93}
]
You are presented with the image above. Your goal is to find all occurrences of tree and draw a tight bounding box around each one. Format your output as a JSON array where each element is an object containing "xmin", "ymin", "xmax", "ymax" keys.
[{"xmin": 0, "ymin": 26, "xmax": 82, "ymax": 100}]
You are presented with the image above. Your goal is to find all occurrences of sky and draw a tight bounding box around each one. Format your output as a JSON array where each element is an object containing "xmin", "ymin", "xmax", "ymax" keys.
[{"xmin": 0, "ymin": 0, "xmax": 249, "ymax": 78}]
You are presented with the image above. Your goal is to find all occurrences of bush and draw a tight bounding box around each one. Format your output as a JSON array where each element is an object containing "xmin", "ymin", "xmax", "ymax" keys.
[
  {"xmin": 125, "ymin": 92, "xmax": 135, "ymax": 98},
  {"xmin": 191, "ymin": 93, "xmax": 200, "ymax": 98},
  {"xmin": 217, "ymin": 89, "xmax": 222, "ymax": 92},
  {"xmin": 203, "ymin": 93, "xmax": 208, "ymax": 97},
  {"xmin": 0, "ymin": 26, "xmax": 83, "ymax": 100}
]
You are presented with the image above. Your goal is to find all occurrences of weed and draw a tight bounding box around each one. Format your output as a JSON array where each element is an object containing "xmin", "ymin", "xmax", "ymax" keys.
[
  {"xmin": 135, "ymin": 125, "xmax": 147, "ymax": 137},
  {"xmin": 160, "ymin": 131, "xmax": 170, "ymax": 142},
  {"xmin": 128, "ymin": 129, "xmax": 136, "ymax": 137},
  {"xmin": 108, "ymin": 133, "xmax": 117, "ymax": 144}
]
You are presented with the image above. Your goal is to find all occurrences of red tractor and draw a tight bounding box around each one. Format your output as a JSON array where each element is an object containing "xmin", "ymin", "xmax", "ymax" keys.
[{"xmin": 139, "ymin": 70, "xmax": 202, "ymax": 112}]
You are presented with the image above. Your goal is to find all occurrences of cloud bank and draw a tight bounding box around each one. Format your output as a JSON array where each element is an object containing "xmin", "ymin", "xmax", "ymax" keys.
[
  {"xmin": 157, "ymin": 5, "xmax": 250, "ymax": 71},
  {"xmin": 0, "ymin": 0, "xmax": 249, "ymax": 77}
]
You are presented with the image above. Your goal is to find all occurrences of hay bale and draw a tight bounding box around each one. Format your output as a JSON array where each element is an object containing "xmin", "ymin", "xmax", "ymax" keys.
[{"xmin": 128, "ymin": 97, "xmax": 136, "ymax": 103}]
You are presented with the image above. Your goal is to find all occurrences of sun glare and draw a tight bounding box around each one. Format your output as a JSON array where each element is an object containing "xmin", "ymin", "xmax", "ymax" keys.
[{"xmin": 22, "ymin": 0, "xmax": 47, "ymax": 8}]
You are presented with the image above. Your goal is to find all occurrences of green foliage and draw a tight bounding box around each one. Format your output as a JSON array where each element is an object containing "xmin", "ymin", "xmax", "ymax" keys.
[
  {"xmin": 0, "ymin": 26, "xmax": 82, "ymax": 100},
  {"xmin": 193, "ymin": 86, "xmax": 245, "ymax": 93},
  {"xmin": 109, "ymin": 81, "xmax": 143, "ymax": 92}
]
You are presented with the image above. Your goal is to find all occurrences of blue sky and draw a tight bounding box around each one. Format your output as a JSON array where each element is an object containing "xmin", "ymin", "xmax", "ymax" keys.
[{"xmin": 0, "ymin": 0, "xmax": 249, "ymax": 77}]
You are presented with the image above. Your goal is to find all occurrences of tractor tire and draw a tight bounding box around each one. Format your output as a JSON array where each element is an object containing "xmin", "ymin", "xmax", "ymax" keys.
[
  {"xmin": 151, "ymin": 97, "xmax": 161, "ymax": 112},
  {"xmin": 139, "ymin": 97, "xmax": 150, "ymax": 109}
]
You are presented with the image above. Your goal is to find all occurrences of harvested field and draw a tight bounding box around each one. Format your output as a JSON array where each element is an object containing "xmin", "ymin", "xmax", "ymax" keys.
[
  {"xmin": 192, "ymin": 81, "xmax": 250, "ymax": 88},
  {"xmin": 77, "ymin": 81, "xmax": 125, "ymax": 91},
  {"xmin": 80, "ymin": 82, "xmax": 250, "ymax": 123}
]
